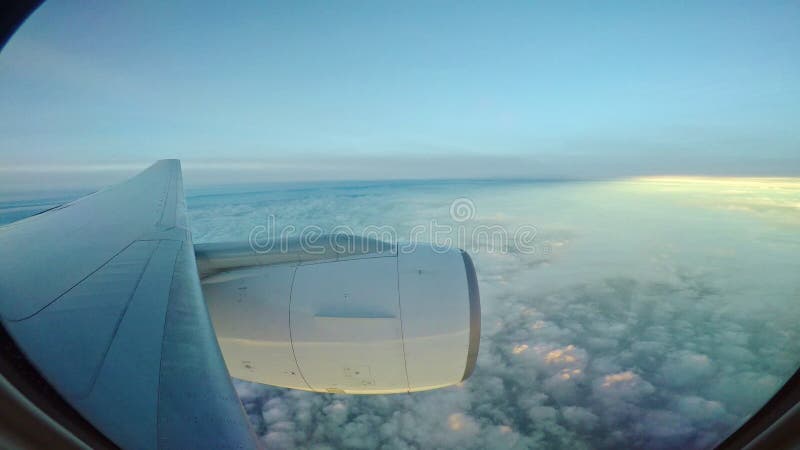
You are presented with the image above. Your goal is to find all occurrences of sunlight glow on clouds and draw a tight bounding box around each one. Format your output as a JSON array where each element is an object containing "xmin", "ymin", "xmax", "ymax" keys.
[
  {"xmin": 512, "ymin": 344, "xmax": 529, "ymax": 355},
  {"xmin": 601, "ymin": 371, "xmax": 637, "ymax": 388},
  {"xmin": 544, "ymin": 345, "xmax": 580, "ymax": 365}
]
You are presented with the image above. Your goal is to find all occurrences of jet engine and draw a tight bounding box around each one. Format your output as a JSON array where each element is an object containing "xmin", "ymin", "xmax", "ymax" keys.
[{"xmin": 196, "ymin": 237, "xmax": 480, "ymax": 394}]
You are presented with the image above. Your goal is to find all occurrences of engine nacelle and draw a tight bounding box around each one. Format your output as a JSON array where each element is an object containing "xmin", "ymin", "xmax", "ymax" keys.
[{"xmin": 199, "ymin": 240, "xmax": 480, "ymax": 394}]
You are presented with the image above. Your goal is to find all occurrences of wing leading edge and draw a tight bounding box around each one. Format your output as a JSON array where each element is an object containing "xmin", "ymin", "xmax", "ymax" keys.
[{"xmin": 0, "ymin": 160, "xmax": 259, "ymax": 449}]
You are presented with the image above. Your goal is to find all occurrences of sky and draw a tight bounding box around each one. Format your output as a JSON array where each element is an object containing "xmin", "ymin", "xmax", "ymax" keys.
[{"xmin": 1, "ymin": 1, "xmax": 799, "ymax": 189}]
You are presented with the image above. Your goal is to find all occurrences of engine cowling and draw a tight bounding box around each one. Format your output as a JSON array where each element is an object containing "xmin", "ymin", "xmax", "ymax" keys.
[{"xmin": 198, "ymin": 239, "xmax": 480, "ymax": 394}]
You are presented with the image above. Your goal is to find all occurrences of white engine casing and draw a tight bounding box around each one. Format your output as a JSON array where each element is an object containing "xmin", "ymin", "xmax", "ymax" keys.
[{"xmin": 201, "ymin": 243, "xmax": 480, "ymax": 394}]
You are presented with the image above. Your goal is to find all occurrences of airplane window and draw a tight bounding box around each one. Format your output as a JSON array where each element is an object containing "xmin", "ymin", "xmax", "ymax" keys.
[{"xmin": 1, "ymin": 2, "xmax": 798, "ymax": 449}]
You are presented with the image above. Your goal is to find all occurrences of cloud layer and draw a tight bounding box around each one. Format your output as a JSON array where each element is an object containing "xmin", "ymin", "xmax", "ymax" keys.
[{"xmin": 188, "ymin": 177, "xmax": 800, "ymax": 449}]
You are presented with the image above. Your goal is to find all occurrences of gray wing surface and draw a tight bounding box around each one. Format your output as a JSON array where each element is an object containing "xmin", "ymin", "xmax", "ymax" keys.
[{"xmin": 0, "ymin": 160, "xmax": 259, "ymax": 449}]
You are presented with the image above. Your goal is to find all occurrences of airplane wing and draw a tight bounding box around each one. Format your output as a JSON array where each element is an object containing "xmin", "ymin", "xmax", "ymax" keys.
[{"xmin": 0, "ymin": 160, "xmax": 259, "ymax": 449}]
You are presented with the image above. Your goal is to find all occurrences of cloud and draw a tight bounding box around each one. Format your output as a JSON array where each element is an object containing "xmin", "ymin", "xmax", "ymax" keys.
[
  {"xmin": 561, "ymin": 407, "xmax": 599, "ymax": 432},
  {"xmin": 658, "ymin": 351, "xmax": 715, "ymax": 388},
  {"xmin": 188, "ymin": 177, "xmax": 800, "ymax": 449}
]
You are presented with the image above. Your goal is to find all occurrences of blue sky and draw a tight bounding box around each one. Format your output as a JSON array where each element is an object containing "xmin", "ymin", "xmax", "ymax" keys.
[{"xmin": 1, "ymin": 0, "xmax": 799, "ymax": 187}]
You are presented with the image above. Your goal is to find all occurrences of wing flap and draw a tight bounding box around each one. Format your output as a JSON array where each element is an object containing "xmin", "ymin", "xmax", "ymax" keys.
[
  {"xmin": 72, "ymin": 239, "xmax": 181, "ymax": 450},
  {"xmin": 5, "ymin": 240, "xmax": 160, "ymax": 397}
]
